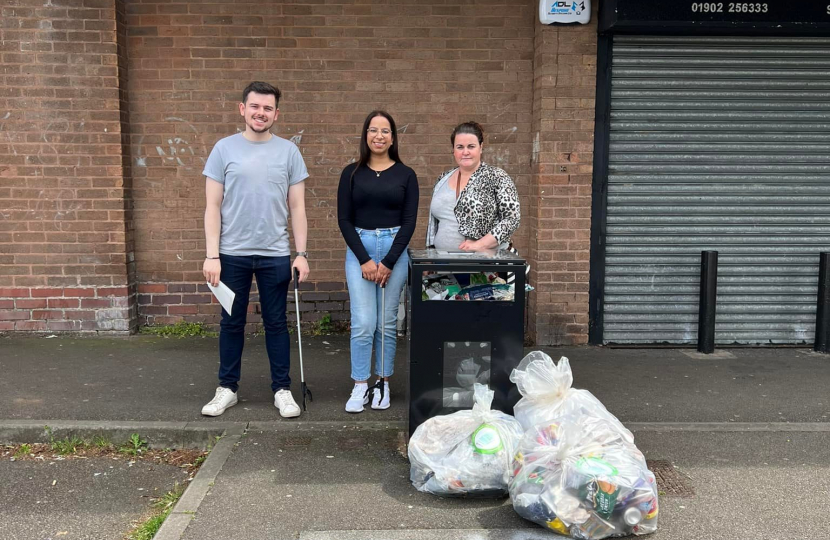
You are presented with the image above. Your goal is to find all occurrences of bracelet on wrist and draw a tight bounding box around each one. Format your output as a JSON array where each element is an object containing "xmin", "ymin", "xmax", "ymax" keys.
[{"xmin": 206, "ymin": 256, "xmax": 220, "ymax": 260}]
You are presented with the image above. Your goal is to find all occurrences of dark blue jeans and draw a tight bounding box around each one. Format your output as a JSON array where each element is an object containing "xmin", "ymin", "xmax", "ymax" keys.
[{"xmin": 218, "ymin": 254, "xmax": 291, "ymax": 393}]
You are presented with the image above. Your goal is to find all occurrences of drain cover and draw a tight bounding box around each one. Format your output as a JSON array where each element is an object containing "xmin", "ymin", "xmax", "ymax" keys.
[
  {"xmin": 647, "ymin": 459, "xmax": 694, "ymax": 497},
  {"xmin": 280, "ymin": 436, "xmax": 313, "ymax": 447}
]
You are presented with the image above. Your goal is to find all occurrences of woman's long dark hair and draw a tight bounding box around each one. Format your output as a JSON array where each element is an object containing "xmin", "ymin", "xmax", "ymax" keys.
[{"xmin": 350, "ymin": 110, "xmax": 402, "ymax": 186}]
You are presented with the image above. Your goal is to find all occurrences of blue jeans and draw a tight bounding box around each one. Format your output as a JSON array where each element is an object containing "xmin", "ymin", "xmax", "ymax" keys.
[
  {"xmin": 218, "ymin": 254, "xmax": 291, "ymax": 393},
  {"xmin": 345, "ymin": 227, "xmax": 409, "ymax": 381}
]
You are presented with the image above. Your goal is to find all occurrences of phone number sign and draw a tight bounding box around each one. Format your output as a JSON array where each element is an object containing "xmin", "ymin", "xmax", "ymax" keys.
[{"xmin": 602, "ymin": 0, "xmax": 830, "ymax": 28}]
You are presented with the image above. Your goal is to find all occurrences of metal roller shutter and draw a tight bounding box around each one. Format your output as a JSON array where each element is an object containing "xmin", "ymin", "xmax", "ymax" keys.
[{"xmin": 604, "ymin": 36, "xmax": 830, "ymax": 345}]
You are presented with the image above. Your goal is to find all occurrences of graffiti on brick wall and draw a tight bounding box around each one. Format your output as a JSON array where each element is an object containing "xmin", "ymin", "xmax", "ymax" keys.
[
  {"xmin": 532, "ymin": 132, "xmax": 540, "ymax": 164},
  {"xmin": 0, "ymin": 111, "xmax": 16, "ymax": 157},
  {"xmin": 132, "ymin": 117, "xmax": 207, "ymax": 174},
  {"xmin": 490, "ymin": 126, "xmax": 517, "ymax": 167}
]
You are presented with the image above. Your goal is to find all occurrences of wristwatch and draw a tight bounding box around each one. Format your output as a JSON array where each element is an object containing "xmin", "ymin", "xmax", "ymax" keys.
[{"xmin": 295, "ymin": 251, "xmax": 308, "ymax": 258}]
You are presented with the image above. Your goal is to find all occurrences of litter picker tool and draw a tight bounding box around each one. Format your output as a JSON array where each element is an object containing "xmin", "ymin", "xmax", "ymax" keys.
[
  {"xmin": 366, "ymin": 283, "xmax": 386, "ymax": 406},
  {"xmin": 294, "ymin": 268, "xmax": 312, "ymax": 411}
]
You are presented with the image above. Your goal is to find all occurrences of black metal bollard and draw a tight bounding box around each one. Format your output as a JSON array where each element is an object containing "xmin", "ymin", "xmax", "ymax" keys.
[
  {"xmin": 816, "ymin": 252, "xmax": 829, "ymax": 354},
  {"xmin": 698, "ymin": 251, "xmax": 718, "ymax": 354}
]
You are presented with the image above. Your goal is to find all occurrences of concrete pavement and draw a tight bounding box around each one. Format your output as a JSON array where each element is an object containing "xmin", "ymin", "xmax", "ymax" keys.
[
  {"xmin": 1, "ymin": 334, "xmax": 829, "ymax": 539},
  {"xmin": 1, "ymin": 335, "xmax": 828, "ymax": 423}
]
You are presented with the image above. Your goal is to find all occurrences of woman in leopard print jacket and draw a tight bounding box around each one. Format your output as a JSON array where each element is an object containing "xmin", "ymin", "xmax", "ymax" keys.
[{"xmin": 426, "ymin": 121, "xmax": 520, "ymax": 251}]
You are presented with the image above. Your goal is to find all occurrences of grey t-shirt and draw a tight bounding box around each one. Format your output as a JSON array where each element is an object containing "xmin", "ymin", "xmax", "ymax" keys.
[
  {"xmin": 430, "ymin": 179, "xmax": 468, "ymax": 250},
  {"xmin": 203, "ymin": 133, "xmax": 308, "ymax": 256}
]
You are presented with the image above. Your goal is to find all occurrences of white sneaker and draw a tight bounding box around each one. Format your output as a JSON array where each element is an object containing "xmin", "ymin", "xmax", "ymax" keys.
[
  {"xmin": 274, "ymin": 389, "xmax": 301, "ymax": 418},
  {"xmin": 201, "ymin": 387, "xmax": 237, "ymax": 417},
  {"xmin": 370, "ymin": 381, "xmax": 390, "ymax": 410},
  {"xmin": 345, "ymin": 383, "xmax": 369, "ymax": 413}
]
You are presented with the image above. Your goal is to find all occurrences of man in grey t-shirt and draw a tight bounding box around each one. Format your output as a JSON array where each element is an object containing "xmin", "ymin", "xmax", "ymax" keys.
[{"xmin": 200, "ymin": 81, "xmax": 310, "ymax": 419}]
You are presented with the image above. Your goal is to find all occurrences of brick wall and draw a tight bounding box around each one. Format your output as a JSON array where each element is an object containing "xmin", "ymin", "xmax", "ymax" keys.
[
  {"xmin": 0, "ymin": 0, "xmax": 136, "ymax": 333},
  {"xmin": 0, "ymin": 285, "xmax": 130, "ymax": 332},
  {"xmin": 527, "ymin": 12, "xmax": 597, "ymax": 345},
  {"xmin": 124, "ymin": 0, "xmax": 536, "ymax": 330},
  {"xmin": 1, "ymin": 0, "xmax": 597, "ymax": 343},
  {"xmin": 137, "ymin": 280, "xmax": 349, "ymax": 333}
]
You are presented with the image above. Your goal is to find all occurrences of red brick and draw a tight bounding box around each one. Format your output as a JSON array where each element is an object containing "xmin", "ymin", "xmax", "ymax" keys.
[
  {"xmin": 0, "ymin": 288, "xmax": 30, "ymax": 298},
  {"xmin": 0, "ymin": 321, "xmax": 15, "ymax": 331},
  {"xmin": 81, "ymin": 298, "xmax": 111, "ymax": 308},
  {"xmin": 138, "ymin": 284, "xmax": 167, "ymax": 293},
  {"xmin": 48, "ymin": 298, "xmax": 80, "ymax": 309},
  {"xmin": 182, "ymin": 294, "xmax": 212, "ymax": 303},
  {"xmin": 152, "ymin": 295, "xmax": 181, "ymax": 305},
  {"xmin": 47, "ymin": 320, "xmax": 78, "ymax": 331},
  {"xmin": 15, "ymin": 321, "xmax": 47, "ymax": 331},
  {"xmin": 63, "ymin": 288, "xmax": 96, "ymax": 297},
  {"xmin": 31, "ymin": 310, "xmax": 64, "ymax": 320},
  {"xmin": 0, "ymin": 300, "xmax": 14, "ymax": 309},
  {"xmin": 0, "ymin": 310, "xmax": 30, "ymax": 321},
  {"xmin": 15, "ymin": 299, "xmax": 47, "ymax": 309},
  {"xmin": 67, "ymin": 310, "xmax": 97, "ymax": 320},
  {"xmin": 97, "ymin": 287, "xmax": 129, "ymax": 297},
  {"xmin": 168, "ymin": 283, "xmax": 197, "ymax": 293},
  {"xmin": 168, "ymin": 305, "xmax": 198, "ymax": 315},
  {"xmin": 30, "ymin": 288, "xmax": 64, "ymax": 298}
]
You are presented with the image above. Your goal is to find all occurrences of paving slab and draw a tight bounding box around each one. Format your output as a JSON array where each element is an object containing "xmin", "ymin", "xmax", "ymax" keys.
[
  {"xmin": 179, "ymin": 428, "xmax": 830, "ymax": 540},
  {"xmin": 180, "ymin": 426, "xmax": 531, "ymax": 540},
  {"xmin": 1, "ymin": 335, "xmax": 828, "ymax": 424},
  {"xmin": 635, "ymin": 430, "xmax": 830, "ymax": 540},
  {"xmin": 1, "ymin": 455, "xmax": 190, "ymax": 540}
]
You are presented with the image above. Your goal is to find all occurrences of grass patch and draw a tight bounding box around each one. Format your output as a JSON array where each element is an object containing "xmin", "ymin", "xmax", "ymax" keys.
[
  {"xmin": 310, "ymin": 313, "xmax": 333, "ymax": 336},
  {"xmin": 92, "ymin": 435, "xmax": 113, "ymax": 449},
  {"xmin": 13, "ymin": 444, "xmax": 32, "ymax": 459},
  {"xmin": 45, "ymin": 426, "xmax": 87, "ymax": 455},
  {"xmin": 127, "ymin": 483, "xmax": 185, "ymax": 540},
  {"xmin": 140, "ymin": 321, "xmax": 217, "ymax": 338},
  {"xmin": 51, "ymin": 436, "xmax": 86, "ymax": 455},
  {"xmin": 119, "ymin": 433, "xmax": 148, "ymax": 456}
]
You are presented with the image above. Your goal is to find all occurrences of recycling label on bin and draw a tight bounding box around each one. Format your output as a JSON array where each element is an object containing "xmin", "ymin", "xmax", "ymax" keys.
[{"xmin": 472, "ymin": 424, "xmax": 503, "ymax": 454}]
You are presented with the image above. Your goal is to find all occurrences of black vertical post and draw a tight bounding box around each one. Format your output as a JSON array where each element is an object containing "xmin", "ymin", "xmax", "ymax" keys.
[
  {"xmin": 698, "ymin": 251, "xmax": 718, "ymax": 354},
  {"xmin": 815, "ymin": 252, "xmax": 829, "ymax": 353}
]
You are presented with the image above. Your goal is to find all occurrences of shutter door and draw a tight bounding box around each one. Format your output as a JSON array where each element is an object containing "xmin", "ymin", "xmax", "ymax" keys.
[{"xmin": 604, "ymin": 36, "xmax": 830, "ymax": 345}]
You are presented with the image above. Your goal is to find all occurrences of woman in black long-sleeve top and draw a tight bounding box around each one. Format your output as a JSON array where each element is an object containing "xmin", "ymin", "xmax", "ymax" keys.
[{"xmin": 337, "ymin": 110, "xmax": 419, "ymax": 413}]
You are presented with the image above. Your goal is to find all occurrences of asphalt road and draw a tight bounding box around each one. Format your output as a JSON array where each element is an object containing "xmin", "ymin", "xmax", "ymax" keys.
[{"xmin": 1, "ymin": 455, "xmax": 190, "ymax": 540}]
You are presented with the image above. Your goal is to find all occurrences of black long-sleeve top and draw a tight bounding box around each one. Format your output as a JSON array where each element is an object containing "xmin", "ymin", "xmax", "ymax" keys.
[{"xmin": 337, "ymin": 162, "xmax": 419, "ymax": 268}]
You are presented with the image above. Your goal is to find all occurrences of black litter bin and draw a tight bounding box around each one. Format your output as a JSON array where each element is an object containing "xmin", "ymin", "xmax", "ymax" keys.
[{"xmin": 406, "ymin": 248, "xmax": 526, "ymax": 438}]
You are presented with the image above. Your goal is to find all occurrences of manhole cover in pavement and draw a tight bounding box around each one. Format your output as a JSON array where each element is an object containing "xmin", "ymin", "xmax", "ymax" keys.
[{"xmin": 647, "ymin": 459, "xmax": 694, "ymax": 498}]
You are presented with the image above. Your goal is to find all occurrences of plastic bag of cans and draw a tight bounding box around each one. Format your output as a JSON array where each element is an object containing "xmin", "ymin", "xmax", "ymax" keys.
[
  {"xmin": 509, "ymin": 417, "xmax": 659, "ymax": 539},
  {"xmin": 509, "ymin": 352, "xmax": 635, "ymax": 444},
  {"xmin": 409, "ymin": 384, "xmax": 524, "ymax": 497}
]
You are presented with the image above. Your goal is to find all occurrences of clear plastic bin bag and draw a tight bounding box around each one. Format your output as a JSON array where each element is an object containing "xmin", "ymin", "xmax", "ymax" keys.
[
  {"xmin": 409, "ymin": 384, "xmax": 524, "ymax": 497},
  {"xmin": 509, "ymin": 418, "xmax": 659, "ymax": 539},
  {"xmin": 509, "ymin": 352, "xmax": 634, "ymax": 444}
]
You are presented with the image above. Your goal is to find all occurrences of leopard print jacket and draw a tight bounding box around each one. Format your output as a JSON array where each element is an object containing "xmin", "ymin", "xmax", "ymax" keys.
[{"xmin": 426, "ymin": 162, "xmax": 521, "ymax": 247}]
